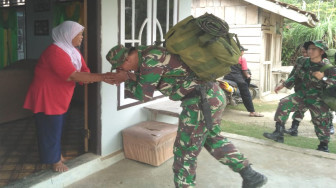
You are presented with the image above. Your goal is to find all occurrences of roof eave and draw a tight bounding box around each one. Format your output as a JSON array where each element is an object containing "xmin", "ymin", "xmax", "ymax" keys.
[
  {"xmin": 283, "ymin": 14, "xmax": 317, "ymax": 28},
  {"xmin": 243, "ymin": 0, "xmax": 318, "ymax": 28}
]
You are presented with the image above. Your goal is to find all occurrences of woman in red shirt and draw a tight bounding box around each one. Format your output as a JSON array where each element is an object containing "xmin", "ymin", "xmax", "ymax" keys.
[{"xmin": 24, "ymin": 21, "xmax": 111, "ymax": 172}]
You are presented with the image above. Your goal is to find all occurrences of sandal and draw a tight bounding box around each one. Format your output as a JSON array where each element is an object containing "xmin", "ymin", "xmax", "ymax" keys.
[{"xmin": 249, "ymin": 112, "xmax": 264, "ymax": 117}]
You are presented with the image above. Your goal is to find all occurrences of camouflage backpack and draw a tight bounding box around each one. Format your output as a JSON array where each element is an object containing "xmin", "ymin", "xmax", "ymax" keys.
[{"xmin": 164, "ymin": 13, "xmax": 240, "ymax": 81}]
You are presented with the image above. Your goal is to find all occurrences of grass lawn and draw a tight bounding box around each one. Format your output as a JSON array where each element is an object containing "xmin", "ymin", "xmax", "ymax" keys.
[
  {"xmin": 223, "ymin": 99, "xmax": 336, "ymax": 154},
  {"xmin": 221, "ymin": 120, "xmax": 336, "ymax": 154}
]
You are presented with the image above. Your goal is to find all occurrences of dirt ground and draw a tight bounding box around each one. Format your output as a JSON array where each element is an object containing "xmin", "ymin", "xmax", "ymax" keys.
[{"xmin": 222, "ymin": 95, "xmax": 336, "ymax": 140}]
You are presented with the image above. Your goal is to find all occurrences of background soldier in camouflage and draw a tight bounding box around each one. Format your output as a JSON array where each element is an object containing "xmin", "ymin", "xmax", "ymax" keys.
[
  {"xmin": 284, "ymin": 43, "xmax": 335, "ymax": 136},
  {"xmin": 283, "ymin": 44, "xmax": 309, "ymax": 136},
  {"xmin": 106, "ymin": 44, "xmax": 267, "ymax": 188},
  {"xmin": 264, "ymin": 40, "xmax": 336, "ymax": 152}
]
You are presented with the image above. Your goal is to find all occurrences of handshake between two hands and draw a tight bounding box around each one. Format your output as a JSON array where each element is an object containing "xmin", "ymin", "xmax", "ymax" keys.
[{"xmin": 103, "ymin": 70, "xmax": 132, "ymax": 86}]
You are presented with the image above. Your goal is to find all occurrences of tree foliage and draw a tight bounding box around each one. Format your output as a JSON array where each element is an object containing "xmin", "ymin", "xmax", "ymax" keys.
[{"xmin": 279, "ymin": 0, "xmax": 336, "ymax": 65}]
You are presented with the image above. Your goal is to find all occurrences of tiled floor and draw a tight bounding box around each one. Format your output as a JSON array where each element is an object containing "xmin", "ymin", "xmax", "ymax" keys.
[{"xmin": 0, "ymin": 102, "xmax": 85, "ymax": 187}]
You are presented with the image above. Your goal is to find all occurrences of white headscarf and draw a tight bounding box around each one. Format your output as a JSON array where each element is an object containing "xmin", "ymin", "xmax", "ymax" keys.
[{"xmin": 52, "ymin": 21, "xmax": 84, "ymax": 70}]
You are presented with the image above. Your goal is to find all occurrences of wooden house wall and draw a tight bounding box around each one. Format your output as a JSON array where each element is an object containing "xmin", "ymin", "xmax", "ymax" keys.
[
  {"xmin": 230, "ymin": 25, "xmax": 262, "ymax": 84},
  {"xmin": 191, "ymin": 0, "xmax": 259, "ymax": 25},
  {"xmin": 191, "ymin": 0, "xmax": 263, "ymax": 85},
  {"xmin": 260, "ymin": 10, "xmax": 284, "ymax": 93},
  {"xmin": 192, "ymin": 0, "xmax": 285, "ymax": 95}
]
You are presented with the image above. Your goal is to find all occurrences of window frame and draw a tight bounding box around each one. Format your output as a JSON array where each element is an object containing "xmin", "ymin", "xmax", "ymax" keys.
[{"xmin": 117, "ymin": 0, "xmax": 178, "ymax": 110}]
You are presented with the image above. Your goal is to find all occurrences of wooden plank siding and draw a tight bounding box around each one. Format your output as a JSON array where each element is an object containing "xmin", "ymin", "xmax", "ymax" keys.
[
  {"xmin": 229, "ymin": 25, "xmax": 262, "ymax": 84},
  {"xmin": 192, "ymin": 0, "xmax": 258, "ymax": 25}
]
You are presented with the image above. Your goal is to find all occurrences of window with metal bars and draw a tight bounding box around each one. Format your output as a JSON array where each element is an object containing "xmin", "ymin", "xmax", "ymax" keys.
[
  {"xmin": 118, "ymin": 0, "xmax": 178, "ymax": 108},
  {"xmin": 0, "ymin": 0, "xmax": 25, "ymax": 7}
]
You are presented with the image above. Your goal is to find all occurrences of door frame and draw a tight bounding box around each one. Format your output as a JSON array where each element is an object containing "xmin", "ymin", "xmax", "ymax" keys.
[
  {"xmin": 85, "ymin": 0, "xmax": 101, "ymax": 155},
  {"xmin": 260, "ymin": 31, "xmax": 273, "ymax": 96}
]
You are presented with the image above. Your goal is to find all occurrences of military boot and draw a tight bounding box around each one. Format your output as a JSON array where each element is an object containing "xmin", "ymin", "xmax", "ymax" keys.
[
  {"xmin": 263, "ymin": 122, "xmax": 284, "ymax": 143},
  {"xmin": 316, "ymin": 142, "xmax": 329, "ymax": 152},
  {"xmin": 284, "ymin": 120, "xmax": 299, "ymax": 136},
  {"xmin": 330, "ymin": 124, "xmax": 334, "ymax": 135},
  {"xmin": 239, "ymin": 165, "xmax": 268, "ymax": 188}
]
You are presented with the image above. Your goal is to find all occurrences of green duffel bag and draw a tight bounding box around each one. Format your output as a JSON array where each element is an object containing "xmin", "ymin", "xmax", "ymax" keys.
[{"xmin": 165, "ymin": 13, "xmax": 240, "ymax": 81}]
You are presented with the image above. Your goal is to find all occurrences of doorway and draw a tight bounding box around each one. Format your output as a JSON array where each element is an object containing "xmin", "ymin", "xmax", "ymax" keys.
[{"xmin": 0, "ymin": 0, "xmax": 101, "ymax": 186}]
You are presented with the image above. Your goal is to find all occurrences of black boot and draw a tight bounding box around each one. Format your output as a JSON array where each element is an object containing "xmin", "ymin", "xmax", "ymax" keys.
[
  {"xmin": 263, "ymin": 122, "xmax": 284, "ymax": 143},
  {"xmin": 239, "ymin": 165, "xmax": 268, "ymax": 188},
  {"xmin": 316, "ymin": 142, "xmax": 329, "ymax": 152},
  {"xmin": 330, "ymin": 124, "xmax": 334, "ymax": 135},
  {"xmin": 284, "ymin": 120, "xmax": 299, "ymax": 136}
]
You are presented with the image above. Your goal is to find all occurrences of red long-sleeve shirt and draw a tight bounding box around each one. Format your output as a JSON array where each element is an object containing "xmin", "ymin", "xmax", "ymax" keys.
[{"xmin": 23, "ymin": 44, "xmax": 90, "ymax": 115}]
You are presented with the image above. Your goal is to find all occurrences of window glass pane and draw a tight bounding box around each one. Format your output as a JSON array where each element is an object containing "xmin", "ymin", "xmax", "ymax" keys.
[
  {"xmin": 156, "ymin": 0, "xmax": 167, "ymax": 42},
  {"xmin": 17, "ymin": 10, "xmax": 25, "ymax": 60},
  {"xmin": 156, "ymin": 0, "xmax": 175, "ymax": 44},
  {"xmin": 134, "ymin": 0, "xmax": 147, "ymax": 45},
  {"xmin": 125, "ymin": 43, "xmax": 133, "ymax": 48},
  {"xmin": 169, "ymin": 0, "xmax": 174, "ymax": 29},
  {"xmin": 265, "ymin": 33, "xmax": 272, "ymax": 61},
  {"xmin": 125, "ymin": 0, "xmax": 132, "ymax": 39},
  {"xmin": 140, "ymin": 24, "xmax": 147, "ymax": 45}
]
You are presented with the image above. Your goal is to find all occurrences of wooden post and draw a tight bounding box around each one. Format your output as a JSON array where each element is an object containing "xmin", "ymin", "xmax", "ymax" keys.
[{"xmin": 83, "ymin": 0, "xmax": 89, "ymax": 152}]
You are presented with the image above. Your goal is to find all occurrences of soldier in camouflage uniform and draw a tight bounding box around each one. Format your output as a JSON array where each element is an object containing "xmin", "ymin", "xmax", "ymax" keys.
[
  {"xmin": 284, "ymin": 43, "xmax": 335, "ymax": 136},
  {"xmin": 263, "ymin": 40, "xmax": 336, "ymax": 152},
  {"xmin": 283, "ymin": 44, "xmax": 309, "ymax": 136},
  {"xmin": 106, "ymin": 44, "xmax": 267, "ymax": 188}
]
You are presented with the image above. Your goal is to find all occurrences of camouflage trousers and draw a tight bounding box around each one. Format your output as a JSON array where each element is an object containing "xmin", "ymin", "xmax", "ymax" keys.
[
  {"xmin": 274, "ymin": 91, "xmax": 331, "ymax": 143},
  {"xmin": 291, "ymin": 108, "xmax": 307, "ymax": 121},
  {"xmin": 291, "ymin": 106, "xmax": 333, "ymax": 125},
  {"xmin": 173, "ymin": 83, "xmax": 248, "ymax": 188}
]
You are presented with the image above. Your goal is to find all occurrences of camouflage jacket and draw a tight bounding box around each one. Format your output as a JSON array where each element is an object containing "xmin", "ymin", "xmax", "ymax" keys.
[
  {"xmin": 288, "ymin": 56, "xmax": 306, "ymax": 91},
  {"xmin": 124, "ymin": 46, "xmax": 202, "ymax": 102},
  {"xmin": 284, "ymin": 57, "xmax": 336, "ymax": 98}
]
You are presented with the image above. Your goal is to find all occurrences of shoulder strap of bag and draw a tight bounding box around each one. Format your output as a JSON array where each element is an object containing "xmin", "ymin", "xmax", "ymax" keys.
[{"xmin": 320, "ymin": 64, "xmax": 334, "ymax": 72}]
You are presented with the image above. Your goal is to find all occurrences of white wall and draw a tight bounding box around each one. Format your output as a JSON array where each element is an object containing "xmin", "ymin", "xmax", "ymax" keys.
[
  {"xmin": 25, "ymin": 0, "xmax": 54, "ymax": 59},
  {"xmin": 179, "ymin": 0, "xmax": 193, "ymax": 20},
  {"xmin": 100, "ymin": 0, "xmax": 192, "ymax": 156}
]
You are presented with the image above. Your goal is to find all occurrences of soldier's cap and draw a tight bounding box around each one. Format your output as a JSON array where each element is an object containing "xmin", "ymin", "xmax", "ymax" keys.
[
  {"xmin": 239, "ymin": 46, "xmax": 248, "ymax": 51},
  {"xmin": 304, "ymin": 40, "xmax": 328, "ymax": 52},
  {"xmin": 106, "ymin": 44, "xmax": 129, "ymax": 69}
]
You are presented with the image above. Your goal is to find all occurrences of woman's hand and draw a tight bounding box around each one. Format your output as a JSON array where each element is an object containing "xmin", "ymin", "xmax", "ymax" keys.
[
  {"xmin": 103, "ymin": 70, "xmax": 129, "ymax": 86},
  {"xmin": 312, "ymin": 71, "xmax": 324, "ymax": 80},
  {"xmin": 101, "ymin": 72, "xmax": 115, "ymax": 84}
]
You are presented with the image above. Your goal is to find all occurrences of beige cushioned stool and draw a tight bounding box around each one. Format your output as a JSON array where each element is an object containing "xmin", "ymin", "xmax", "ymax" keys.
[{"xmin": 122, "ymin": 121, "xmax": 178, "ymax": 166}]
